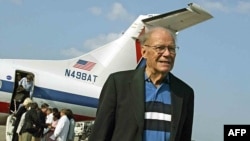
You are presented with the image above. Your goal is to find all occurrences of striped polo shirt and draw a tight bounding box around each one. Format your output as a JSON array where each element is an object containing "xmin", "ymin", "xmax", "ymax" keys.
[{"xmin": 143, "ymin": 74, "xmax": 171, "ymax": 141}]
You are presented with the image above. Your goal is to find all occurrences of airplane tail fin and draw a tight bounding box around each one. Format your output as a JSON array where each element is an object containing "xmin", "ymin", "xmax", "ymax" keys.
[{"xmin": 67, "ymin": 3, "xmax": 213, "ymax": 86}]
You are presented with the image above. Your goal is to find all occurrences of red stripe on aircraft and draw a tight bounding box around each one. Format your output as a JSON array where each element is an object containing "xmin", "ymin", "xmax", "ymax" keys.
[
  {"xmin": 0, "ymin": 102, "xmax": 10, "ymax": 113},
  {"xmin": 135, "ymin": 27, "xmax": 146, "ymax": 63},
  {"xmin": 74, "ymin": 114, "xmax": 95, "ymax": 122},
  {"xmin": 0, "ymin": 101, "xmax": 94, "ymax": 121},
  {"xmin": 135, "ymin": 40, "xmax": 142, "ymax": 63}
]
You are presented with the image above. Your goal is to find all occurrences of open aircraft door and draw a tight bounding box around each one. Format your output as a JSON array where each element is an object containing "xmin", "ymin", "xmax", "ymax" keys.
[
  {"xmin": 9, "ymin": 70, "xmax": 35, "ymax": 113},
  {"xmin": 6, "ymin": 70, "xmax": 35, "ymax": 141}
]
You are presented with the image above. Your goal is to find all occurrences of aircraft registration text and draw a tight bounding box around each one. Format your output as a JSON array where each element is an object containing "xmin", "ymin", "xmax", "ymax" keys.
[{"xmin": 65, "ymin": 69, "xmax": 98, "ymax": 83}]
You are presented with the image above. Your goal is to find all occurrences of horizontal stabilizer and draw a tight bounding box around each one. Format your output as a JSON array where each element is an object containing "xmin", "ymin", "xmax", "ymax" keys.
[{"xmin": 142, "ymin": 3, "xmax": 213, "ymax": 32}]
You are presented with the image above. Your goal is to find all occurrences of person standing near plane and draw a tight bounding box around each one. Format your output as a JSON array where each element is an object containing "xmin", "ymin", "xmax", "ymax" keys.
[
  {"xmin": 89, "ymin": 27, "xmax": 194, "ymax": 141},
  {"xmin": 65, "ymin": 109, "xmax": 75, "ymax": 141},
  {"xmin": 21, "ymin": 102, "xmax": 40, "ymax": 141},
  {"xmin": 52, "ymin": 109, "xmax": 70, "ymax": 141},
  {"xmin": 45, "ymin": 111, "xmax": 60, "ymax": 141},
  {"xmin": 33, "ymin": 103, "xmax": 49, "ymax": 141},
  {"xmin": 12, "ymin": 97, "xmax": 33, "ymax": 141}
]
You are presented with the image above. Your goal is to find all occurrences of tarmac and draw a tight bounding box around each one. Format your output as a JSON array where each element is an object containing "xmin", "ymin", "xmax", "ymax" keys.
[{"xmin": 0, "ymin": 125, "xmax": 5, "ymax": 141}]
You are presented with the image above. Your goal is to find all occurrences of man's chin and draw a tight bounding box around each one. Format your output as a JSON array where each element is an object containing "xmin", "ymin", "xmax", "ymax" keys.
[{"xmin": 158, "ymin": 68, "xmax": 171, "ymax": 73}]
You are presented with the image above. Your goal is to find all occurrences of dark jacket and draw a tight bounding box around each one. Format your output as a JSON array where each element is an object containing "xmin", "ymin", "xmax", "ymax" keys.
[
  {"xmin": 89, "ymin": 68, "xmax": 194, "ymax": 141},
  {"xmin": 12, "ymin": 105, "xmax": 27, "ymax": 141},
  {"xmin": 21, "ymin": 108, "xmax": 39, "ymax": 134},
  {"xmin": 33, "ymin": 109, "xmax": 47, "ymax": 137}
]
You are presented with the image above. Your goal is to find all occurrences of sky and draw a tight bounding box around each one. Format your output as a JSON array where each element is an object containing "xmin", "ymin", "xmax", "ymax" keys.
[{"xmin": 1, "ymin": 0, "xmax": 250, "ymax": 140}]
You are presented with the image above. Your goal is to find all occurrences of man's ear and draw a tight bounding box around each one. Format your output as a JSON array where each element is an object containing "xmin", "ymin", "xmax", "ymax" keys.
[{"xmin": 141, "ymin": 47, "xmax": 147, "ymax": 58}]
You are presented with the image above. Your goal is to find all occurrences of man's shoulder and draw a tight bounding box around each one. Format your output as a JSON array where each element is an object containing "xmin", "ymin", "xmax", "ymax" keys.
[
  {"xmin": 169, "ymin": 73, "xmax": 193, "ymax": 90},
  {"xmin": 112, "ymin": 69, "xmax": 137, "ymax": 75},
  {"xmin": 108, "ymin": 68, "xmax": 144, "ymax": 81},
  {"xmin": 111, "ymin": 68, "xmax": 143, "ymax": 77}
]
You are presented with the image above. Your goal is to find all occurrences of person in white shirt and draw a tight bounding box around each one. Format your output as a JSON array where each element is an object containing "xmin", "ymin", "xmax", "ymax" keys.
[
  {"xmin": 53, "ymin": 109, "xmax": 70, "ymax": 141},
  {"xmin": 42, "ymin": 108, "xmax": 53, "ymax": 141},
  {"xmin": 46, "ymin": 108, "xmax": 54, "ymax": 125},
  {"xmin": 18, "ymin": 74, "xmax": 34, "ymax": 98}
]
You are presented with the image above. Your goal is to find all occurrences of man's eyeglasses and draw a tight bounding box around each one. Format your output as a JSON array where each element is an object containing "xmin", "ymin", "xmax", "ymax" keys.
[{"xmin": 144, "ymin": 44, "xmax": 179, "ymax": 54}]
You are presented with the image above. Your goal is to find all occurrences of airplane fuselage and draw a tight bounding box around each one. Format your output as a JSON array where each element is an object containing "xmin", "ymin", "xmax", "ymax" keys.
[{"xmin": 0, "ymin": 3, "xmax": 213, "ymax": 126}]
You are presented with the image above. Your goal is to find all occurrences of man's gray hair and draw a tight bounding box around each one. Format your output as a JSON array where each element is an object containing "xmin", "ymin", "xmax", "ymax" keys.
[{"xmin": 138, "ymin": 27, "xmax": 177, "ymax": 45}]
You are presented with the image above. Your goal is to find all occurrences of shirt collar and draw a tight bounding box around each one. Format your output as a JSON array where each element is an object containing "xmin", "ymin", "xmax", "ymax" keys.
[{"xmin": 144, "ymin": 72, "xmax": 169, "ymax": 84}]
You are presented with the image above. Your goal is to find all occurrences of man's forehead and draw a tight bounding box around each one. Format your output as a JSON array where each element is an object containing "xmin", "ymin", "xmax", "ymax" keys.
[{"xmin": 146, "ymin": 35, "xmax": 175, "ymax": 45}]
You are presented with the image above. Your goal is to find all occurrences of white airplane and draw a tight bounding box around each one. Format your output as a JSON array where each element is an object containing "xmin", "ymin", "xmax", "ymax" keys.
[{"xmin": 0, "ymin": 3, "xmax": 212, "ymax": 127}]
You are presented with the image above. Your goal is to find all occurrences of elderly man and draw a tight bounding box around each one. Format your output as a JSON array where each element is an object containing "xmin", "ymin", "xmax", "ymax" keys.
[{"xmin": 89, "ymin": 27, "xmax": 194, "ymax": 141}]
